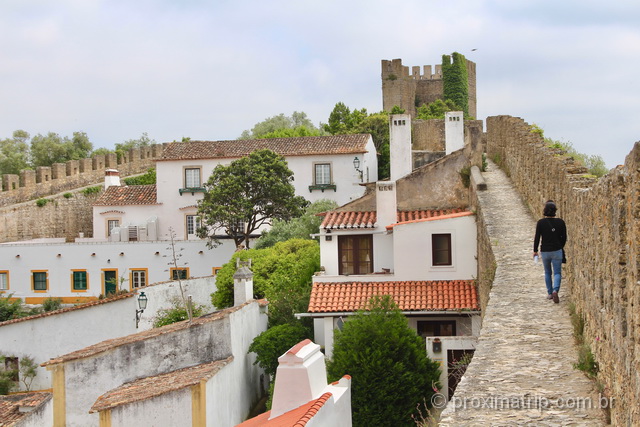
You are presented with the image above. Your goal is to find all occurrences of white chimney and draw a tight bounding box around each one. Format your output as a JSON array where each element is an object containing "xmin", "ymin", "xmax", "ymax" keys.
[
  {"xmin": 445, "ymin": 111, "xmax": 464, "ymax": 154},
  {"xmin": 104, "ymin": 169, "xmax": 121, "ymax": 188},
  {"xmin": 389, "ymin": 114, "xmax": 412, "ymax": 181},
  {"xmin": 233, "ymin": 259, "xmax": 253, "ymax": 305},
  {"xmin": 376, "ymin": 181, "xmax": 397, "ymax": 228},
  {"xmin": 270, "ymin": 340, "xmax": 328, "ymax": 419}
]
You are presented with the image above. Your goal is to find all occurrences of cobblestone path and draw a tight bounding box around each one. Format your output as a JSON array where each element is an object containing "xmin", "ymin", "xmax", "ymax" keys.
[{"xmin": 439, "ymin": 161, "xmax": 606, "ymax": 426}]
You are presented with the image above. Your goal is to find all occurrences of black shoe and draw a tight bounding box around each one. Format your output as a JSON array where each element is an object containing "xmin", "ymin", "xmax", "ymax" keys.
[{"xmin": 552, "ymin": 291, "xmax": 559, "ymax": 304}]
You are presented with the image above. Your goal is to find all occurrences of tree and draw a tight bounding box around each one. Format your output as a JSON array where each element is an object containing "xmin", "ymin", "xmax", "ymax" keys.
[
  {"xmin": 0, "ymin": 130, "xmax": 30, "ymax": 175},
  {"xmin": 248, "ymin": 323, "xmax": 309, "ymax": 378},
  {"xmin": 255, "ymin": 199, "xmax": 338, "ymax": 249},
  {"xmin": 211, "ymin": 239, "xmax": 319, "ymax": 327},
  {"xmin": 197, "ymin": 149, "xmax": 308, "ymax": 249},
  {"xmin": 327, "ymin": 296, "xmax": 441, "ymax": 427},
  {"xmin": 30, "ymin": 131, "xmax": 93, "ymax": 166},
  {"xmin": 19, "ymin": 357, "xmax": 38, "ymax": 391},
  {"xmin": 115, "ymin": 132, "xmax": 155, "ymax": 161},
  {"xmin": 239, "ymin": 112, "xmax": 324, "ymax": 139},
  {"xmin": 416, "ymin": 99, "xmax": 460, "ymax": 120}
]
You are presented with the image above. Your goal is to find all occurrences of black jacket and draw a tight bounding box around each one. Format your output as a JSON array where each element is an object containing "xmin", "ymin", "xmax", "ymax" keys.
[{"xmin": 534, "ymin": 217, "xmax": 567, "ymax": 252}]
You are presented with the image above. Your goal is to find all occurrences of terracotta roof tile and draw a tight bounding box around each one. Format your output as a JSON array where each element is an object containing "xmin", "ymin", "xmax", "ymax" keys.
[
  {"xmin": 308, "ymin": 280, "xmax": 479, "ymax": 313},
  {"xmin": 0, "ymin": 392, "xmax": 52, "ymax": 425},
  {"xmin": 93, "ymin": 185, "xmax": 158, "ymax": 206},
  {"xmin": 321, "ymin": 208, "xmax": 468, "ymax": 229},
  {"xmin": 237, "ymin": 392, "xmax": 333, "ymax": 427},
  {"xmin": 158, "ymin": 134, "xmax": 371, "ymax": 161},
  {"xmin": 90, "ymin": 357, "xmax": 232, "ymax": 413}
]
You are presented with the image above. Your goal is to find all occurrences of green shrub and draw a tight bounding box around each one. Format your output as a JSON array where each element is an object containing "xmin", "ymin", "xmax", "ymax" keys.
[
  {"xmin": 124, "ymin": 168, "xmax": 156, "ymax": 185},
  {"xmin": 63, "ymin": 192, "xmax": 73, "ymax": 198},
  {"xmin": 35, "ymin": 198, "xmax": 50, "ymax": 207},
  {"xmin": 43, "ymin": 297, "xmax": 63, "ymax": 312},
  {"xmin": 248, "ymin": 323, "xmax": 309, "ymax": 378},
  {"xmin": 575, "ymin": 344, "xmax": 599, "ymax": 378},
  {"xmin": 459, "ymin": 166, "xmax": 471, "ymax": 188},
  {"xmin": 152, "ymin": 300, "xmax": 205, "ymax": 328},
  {"xmin": 82, "ymin": 186, "xmax": 101, "ymax": 196}
]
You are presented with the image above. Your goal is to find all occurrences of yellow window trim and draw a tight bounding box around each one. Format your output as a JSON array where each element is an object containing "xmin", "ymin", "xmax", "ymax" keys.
[
  {"xmin": 70, "ymin": 269, "xmax": 89, "ymax": 292},
  {"xmin": 101, "ymin": 268, "xmax": 120, "ymax": 295},
  {"xmin": 130, "ymin": 268, "xmax": 149, "ymax": 291},
  {"xmin": 0, "ymin": 270, "xmax": 10, "ymax": 291},
  {"xmin": 170, "ymin": 267, "xmax": 190, "ymax": 280},
  {"xmin": 31, "ymin": 270, "xmax": 49, "ymax": 292}
]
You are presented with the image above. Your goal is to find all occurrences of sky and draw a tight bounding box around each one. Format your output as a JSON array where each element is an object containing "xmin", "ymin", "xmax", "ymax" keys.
[{"xmin": 1, "ymin": 0, "xmax": 639, "ymax": 169}]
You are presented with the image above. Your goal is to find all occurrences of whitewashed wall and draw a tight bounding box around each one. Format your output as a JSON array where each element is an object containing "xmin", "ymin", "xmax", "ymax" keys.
[
  {"xmin": 392, "ymin": 215, "xmax": 477, "ymax": 281},
  {"xmin": 0, "ymin": 239, "xmax": 234, "ymax": 301},
  {"xmin": 426, "ymin": 335, "xmax": 478, "ymax": 401},
  {"xmin": 109, "ymin": 389, "xmax": 192, "ymax": 427}
]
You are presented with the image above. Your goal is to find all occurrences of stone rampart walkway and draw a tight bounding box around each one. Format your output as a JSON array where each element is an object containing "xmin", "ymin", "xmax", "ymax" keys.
[{"xmin": 439, "ymin": 161, "xmax": 605, "ymax": 426}]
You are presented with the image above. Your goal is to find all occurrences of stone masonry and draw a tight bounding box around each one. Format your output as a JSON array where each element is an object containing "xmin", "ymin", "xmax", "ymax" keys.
[{"xmin": 440, "ymin": 160, "xmax": 605, "ymax": 426}]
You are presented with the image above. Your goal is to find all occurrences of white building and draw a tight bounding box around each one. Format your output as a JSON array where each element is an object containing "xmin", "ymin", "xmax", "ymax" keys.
[
  {"xmin": 1, "ymin": 134, "xmax": 377, "ymax": 302},
  {"xmin": 297, "ymin": 114, "xmax": 481, "ymax": 401}
]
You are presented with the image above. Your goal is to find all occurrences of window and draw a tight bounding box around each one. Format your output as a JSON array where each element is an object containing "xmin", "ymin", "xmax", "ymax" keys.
[
  {"xmin": 186, "ymin": 215, "xmax": 201, "ymax": 236},
  {"xmin": 432, "ymin": 234, "xmax": 452, "ymax": 266},
  {"xmin": 32, "ymin": 271, "xmax": 48, "ymax": 291},
  {"xmin": 314, "ymin": 163, "xmax": 332, "ymax": 185},
  {"xmin": 107, "ymin": 219, "xmax": 120, "ymax": 236},
  {"xmin": 338, "ymin": 235, "xmax": 373, "ymax": 275},
  {"xmin": 72, "ymin": 270, "xmax": 88, "ymax": 291},
  {"xmin": 171, "ymin": 268, "xmax": 189, "ymax": 280},
  {"xmin": 418, "ymin": 320, "xmax": 456, "ymax": 337},
  {"xmin": 131, "ymin": 269, "xmax": 148, "ymax": 289},
  {"xmin": 184, "ymin": 167, "xmax": 202, "ymax": 188},
  {"xmin": 0, "ymin": 271, "xmax": 8, "ymax": 290}
]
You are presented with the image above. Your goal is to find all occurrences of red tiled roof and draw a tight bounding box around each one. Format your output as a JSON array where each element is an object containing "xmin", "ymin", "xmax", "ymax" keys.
[
  {"xmin": 321, "ymin": 208, "xmax": 468, "ymax": 229},
  {"xmin": 308, "ymin": 280, "xmax": 478, "ymax": 313},
  {"xmin": 158, "ymin": 135, "xmax": 371, "ymax": 161},
  {"xmin": 90, "ymin": 357, "xmax": 232, "ymax": 413},
  {"xmin": 0, "ymin": 392, "xmax": 52, "ymax": 425},
  {"xmin": 93, "ymin": 185, "xmax": 158, "ymax": 206},
  {"xmin": 238, "ymin": 392, "xmax": 333, "ymax": 427}
]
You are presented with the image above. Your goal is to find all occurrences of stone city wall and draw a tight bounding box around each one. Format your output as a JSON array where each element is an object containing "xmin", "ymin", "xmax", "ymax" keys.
[
  {"xmin": 0, "ymin": 144, "xmax": 164, "ymax": 207},
  {"xmin": 485, "ymin": 115, "xmax": 640, "ymax": 425}
]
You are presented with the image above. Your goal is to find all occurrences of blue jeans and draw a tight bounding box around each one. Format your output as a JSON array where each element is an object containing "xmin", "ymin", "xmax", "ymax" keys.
[{"xmin": 541, "ymin": 249, "xmax": 563, "ymax": 294}]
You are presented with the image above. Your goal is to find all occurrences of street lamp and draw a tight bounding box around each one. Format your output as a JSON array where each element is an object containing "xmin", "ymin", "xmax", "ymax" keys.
[
  {"xmin": 353, "ymin": 157, "xmax": 363, "ymax": 182},
  {"xmin": 135, "ymin": 291, "xmax": 148, "ymax": 329}
]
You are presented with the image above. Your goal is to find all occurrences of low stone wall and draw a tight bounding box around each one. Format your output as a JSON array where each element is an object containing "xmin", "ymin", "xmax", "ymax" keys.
[{"xmin": 486, "ymin": 115, "xmax": 640, "ymax": 425}]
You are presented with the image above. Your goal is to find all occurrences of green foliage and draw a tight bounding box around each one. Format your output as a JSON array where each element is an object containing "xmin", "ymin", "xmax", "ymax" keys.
[
  {"xmin": 529, "ymin": 123, "xmax": 545, "ymax": 137},
  {"xmin": 0, "ymin": 294, "xmax": 40, "ymax": 321},
  {"xmin": 212, "ymin": 239, "xmax": 319, "ymax": 327},
  {"xmin": 481, "ymin": 153, "xmax": 488, "ymax": 172},
  {"xmin": 255, "ymin": 199, "xmax": 338, "ymax": 249},
  {"xmin": 575, "ymin": 344, "xmax": 599, "ymax": 377},
  {"xmin": 323, "ymin": 103, "xmax": 368, "ymax": 135},
  {"xmin": 0, "ymin": 356, "xmax": 17, "ymax": 395},
  {"xmin": 19, "ymin": 356, "xmax": 38, "ymax": 391},
  {"xmin": 543, "ymin": 137, "xmax": 608, "ymax": 177},
  {"xmin": 442, "ymin": 52, "xmax": 469, "ymax": 117},
  {"xmin": 115, "ymin": 132, "xmax": 155, "ymax": 161},
  {"xmin": 123, "ymin": 168, "xmax": 156, "ymax": 185},
  {"xmin": 0, "ymin": 130, "xmax": 30, "ymax": 175},
  {"xmin": 42, "ymin": 297, "xmax": 63, "ymax": 312},
  {"xmin": 416, "ymin": 99, "xmax": 460, "ymax": 120},
  {"xmin": 63, "ymin": 192, "xmax": 73, "ymax": 199},
  {"xmin": 239, "ymin": 112, "xmax": 324, "ymax": 139},
  {"xmin": 386, "ymin": 73, "xmax": 397, "ymax": 81},
  {"xmin": 459, "ymin": 166, "xmax": 471, "ymax": 188},
  {"xmin": 35, "ymin": 198, "xmax": 50, "ymax": 207},
  {"xmin": 82, "ymin": 186, "xmax": 102, "ymax": 196},
  {"xmin": 91, "ymin": 147, "xmax": 115, "ymax": 157},
  {"xmin": 153, "ymin": 298, "xmax": 205, "ymax": 328},
  {"xmin": 248, "ymin": 323, "xmax": 309, "ymax": 378},
  {"xmin": 327, "ymin": 296, "xmax": 441, "ymax": 427},
  {"xmin": 197, "ymin": 149, "xmax": 308, "ymax": 249},
  {"xmin": 30, "ymin": 131, "xmax": 93, "ymax": 167},
  {"xmin": 390, "ymin": 105, "xmax": 406, "ymax": 114}
]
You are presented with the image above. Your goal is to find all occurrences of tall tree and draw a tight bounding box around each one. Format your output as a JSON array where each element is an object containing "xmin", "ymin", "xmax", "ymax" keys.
[
  {"xmin": 327, "ymin": 296, "xmax": 441, "ymax": 427},
  {"xmin": 197, "ymin": 149, "xmax": 308, "ymax": 249},
  {"xmin": 115, "ymin": 132, "xmax": 155, "ymax": 160},
  {"xmin": 0, "ymin": 130, "xmax": 31, "ymax": 175},
  {"xmin": 30, "ymin": 131, "xmax": 93, "ymax": 166},
  {"xmin": 239, "ymin": 111, "xmax": 324, "ymax": 139}
]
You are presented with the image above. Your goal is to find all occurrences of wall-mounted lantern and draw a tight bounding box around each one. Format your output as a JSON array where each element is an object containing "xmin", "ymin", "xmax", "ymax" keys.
[
  {"xmin": 353, "ymin": 157, "xmax": 363, "ymax": 182},
  {"xmin": 432, "ymin": 338, "xmax": 442, "ymax": 353},
  {"xmin": 135, "ymin": 292, "xmax": 148, "ymax": 328}
]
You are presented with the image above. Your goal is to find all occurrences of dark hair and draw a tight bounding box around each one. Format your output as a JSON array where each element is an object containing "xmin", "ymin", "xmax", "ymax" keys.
[{"xmin": 543, "ymin": 200, "xmax": 557, "ymax": 217}]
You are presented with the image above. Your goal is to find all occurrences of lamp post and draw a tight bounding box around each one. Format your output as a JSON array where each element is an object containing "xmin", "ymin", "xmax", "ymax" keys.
[
  {"xmin": 353, "ymin": 157, "xmax": 363, "ymax": 182},
  {"xmin": 135, "ymin": 291, "xmax": 148, "ymax": 329}
]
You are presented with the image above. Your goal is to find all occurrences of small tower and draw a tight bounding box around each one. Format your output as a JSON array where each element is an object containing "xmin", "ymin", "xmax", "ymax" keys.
[{"xmin": 233, "ymin": 259, "xmax": 254, "ymax": 305}]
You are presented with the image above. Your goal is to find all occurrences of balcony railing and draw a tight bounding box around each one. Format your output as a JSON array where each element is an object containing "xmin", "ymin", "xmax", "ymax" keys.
[
  {"xmin": 308, "ymin": 184, "xmax": 337, "ymax": 193},
  {"xmin": 179, "ymin": 187, "xmax": 206, "ymax": 195}
]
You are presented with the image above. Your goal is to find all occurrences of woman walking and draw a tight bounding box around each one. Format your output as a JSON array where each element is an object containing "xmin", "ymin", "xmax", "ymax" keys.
[{"xmin": 533, "ymin": 200, "xmax": 567, "ymax": 303}]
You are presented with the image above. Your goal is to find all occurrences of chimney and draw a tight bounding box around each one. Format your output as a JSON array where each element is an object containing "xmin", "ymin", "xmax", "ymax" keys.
[
  {"xmin": 104, "ymin": 169, "xmax": 121, "ymax": 188},
  {"xmin": 233, "ymin": 259, "xmax": 253, "ymax": 305},
  {"xmin": 445, "ymin": 111, "xmax": 464, "ymax": 154},
  {"xmin": 376, "ymin": 181, "xmax": 397, "ymax": 228},
  {"xmin": 270, "ymin": 340, "xmax": 328, "ymax": 419},
  {"xmin": 389, "ymin": 114, "xmax": 412, "ymax": 181}
]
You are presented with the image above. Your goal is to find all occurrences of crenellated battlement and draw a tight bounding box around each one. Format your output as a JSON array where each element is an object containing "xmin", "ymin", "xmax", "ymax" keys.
[
  {"xmin": 0, "ymin": 144, "xmax": 165, "ymax": 207},
  {"xmin": 381, "ymin": 58, "xmax": 442, "ymax": 81}
]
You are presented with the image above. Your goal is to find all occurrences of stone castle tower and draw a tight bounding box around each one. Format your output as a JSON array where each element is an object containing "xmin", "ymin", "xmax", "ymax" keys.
[{"xmin": 381, "ymin": 57, "xmax": 477, "ymax": 118}]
